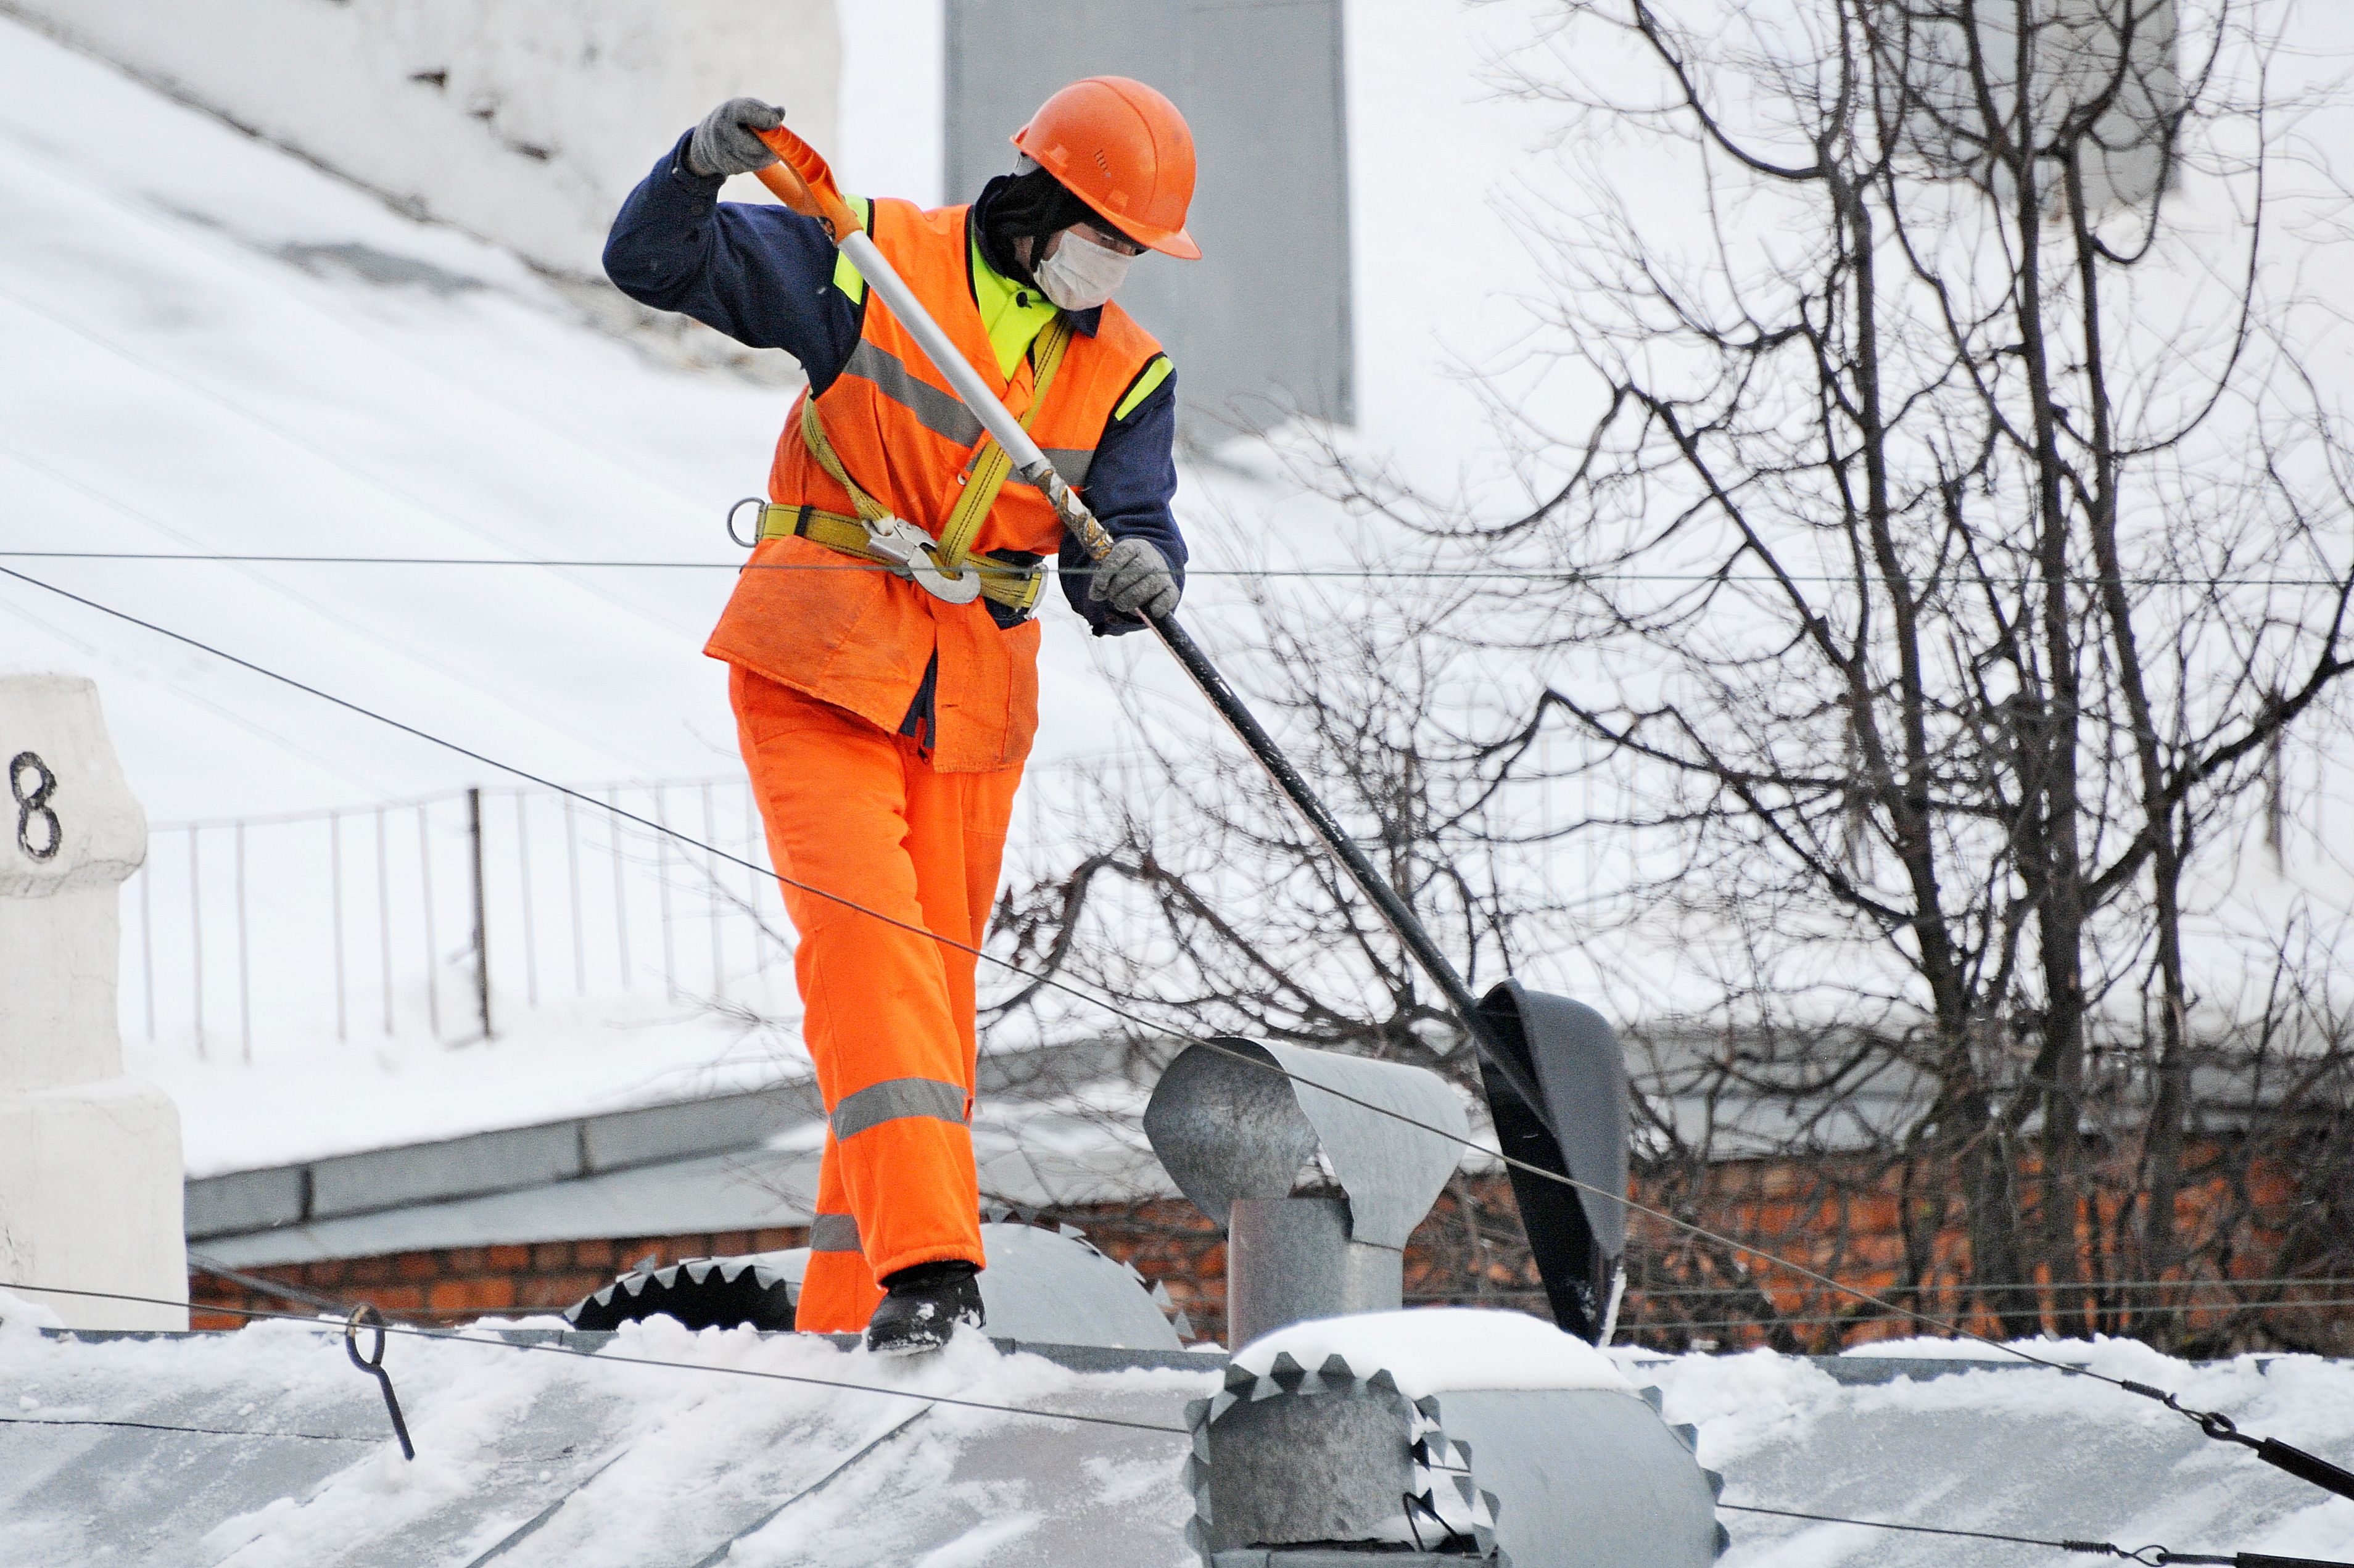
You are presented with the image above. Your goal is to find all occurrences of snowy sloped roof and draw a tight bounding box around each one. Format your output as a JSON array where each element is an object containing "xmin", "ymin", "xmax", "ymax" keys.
[
  {"xmin": 3, "ymin": 1302, "xmax": 2348, "ymax": 1568},
  {"xmin": 0, "ymin": 1314, "xmax": 1213, "ymax": 1566}
]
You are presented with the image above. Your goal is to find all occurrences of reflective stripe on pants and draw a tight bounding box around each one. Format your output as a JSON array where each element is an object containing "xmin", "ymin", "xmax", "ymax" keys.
[
  {"xmin": 733, "ymin": 666, "xmax": 1017, "ymax": 1333},
  {"xmin": 832, "ymin": 1076, "xmax": 968, "ymax": 1141}
]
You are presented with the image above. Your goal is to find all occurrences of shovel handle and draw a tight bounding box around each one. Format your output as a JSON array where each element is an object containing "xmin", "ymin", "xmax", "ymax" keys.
[
  {"xmin": 731, "ymin": 120, "xmax": 1543, "ymax": 1114},
  {"xmin": 750, "ymin": 124, "xmax": 865, "ymax": 242}
]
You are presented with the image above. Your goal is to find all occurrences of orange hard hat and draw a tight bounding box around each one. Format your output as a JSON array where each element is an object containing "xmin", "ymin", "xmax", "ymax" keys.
[{"xmin": 1012, "ymin": 76, "xmax": 1201, "ymax": 260}]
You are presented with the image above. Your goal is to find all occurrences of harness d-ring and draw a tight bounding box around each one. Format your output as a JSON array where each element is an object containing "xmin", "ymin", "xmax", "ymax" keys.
[{"xmin": 726, "ymin": 496, "xmax": 766, "ymax": 549}]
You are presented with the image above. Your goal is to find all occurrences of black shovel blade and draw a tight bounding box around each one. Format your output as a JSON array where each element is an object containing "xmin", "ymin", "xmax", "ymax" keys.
[{"xmin": 1475, "ymin": 980, "xmax": 1629, "ymax": 1342}]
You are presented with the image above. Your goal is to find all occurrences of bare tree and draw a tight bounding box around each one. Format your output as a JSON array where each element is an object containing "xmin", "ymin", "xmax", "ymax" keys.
[
  {"xmin": 1379, "ymin": 0, "xmax": 2354, "ymax": 1342},
  {"xmin": 983, "ymin": 0, "xmax": 2354, "ymax": 1352}
]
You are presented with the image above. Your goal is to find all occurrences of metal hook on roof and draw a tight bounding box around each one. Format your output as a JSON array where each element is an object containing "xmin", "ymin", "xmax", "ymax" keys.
[{"xmin": 344, "ymin": 1305, "xmax": 416, "ymax": 1461}]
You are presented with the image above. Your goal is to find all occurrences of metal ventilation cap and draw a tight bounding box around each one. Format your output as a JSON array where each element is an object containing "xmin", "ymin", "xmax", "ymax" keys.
[{"xmin": 1144, "ymin": 1038, "xmax": 1468, "ymax": 1250}]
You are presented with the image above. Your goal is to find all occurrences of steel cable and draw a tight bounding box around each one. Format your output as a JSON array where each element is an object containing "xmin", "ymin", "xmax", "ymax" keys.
[
  {"xmin": 0, "ymin": 1281, "xmax": 1189, "ymax": 1437},
  {"xmin": 4, "ymin": 558, "xmax": 2349, "ymax": 1493},
  {"xmin": 0, "ymin": 1410, "xmax": 373, "ymax": 1443},
  {"xmin": 1715, "ymin": 1503, "xmax": 2257, "ymax": 1566},
  {"xmin": 1, "ymin": 547, "xmax": 2349, "ymax": 589}
]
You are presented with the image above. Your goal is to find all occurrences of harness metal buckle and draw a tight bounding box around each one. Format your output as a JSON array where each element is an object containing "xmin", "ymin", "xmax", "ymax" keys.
[{"xmin": 861, "ymin": 515, "xmax": 983, "ymax": 605}]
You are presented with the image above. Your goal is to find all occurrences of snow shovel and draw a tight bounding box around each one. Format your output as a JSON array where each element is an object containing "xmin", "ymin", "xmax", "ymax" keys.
[{"xmin": 750, "ymin": 127, "xmax": 1629, "ymax": 1341}]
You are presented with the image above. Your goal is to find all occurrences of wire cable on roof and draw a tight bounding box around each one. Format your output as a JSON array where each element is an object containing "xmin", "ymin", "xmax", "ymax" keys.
[
  {"xmin": 0, "ymin": 1411, "xmax": 373, "ymax": 1443},
  {"xmin": 5, "ymin": 559, "xmax": 2348, "ymax": 1500},
  {"xmin": 1713, "ymin": 1503, "xmax": 2335, "ymax": 1568},
  {"xmin": 1, "ymin": 1281, "xmax": 1191, "ymax": 1438},
  {"xmin": 189, "ymin": 1252, "xmax": 426, "ymax": 1323},
  {"xmin": 1598, "ymin": 1300, "xmax": 2354, "ymax": 1334},
  {"xmin": 0, "ymin": 281, "xmax": 698, "ymax": 647},
  {"xmin": 2, "ymin": 548, "xmax": 2350, "ymax": 590}
]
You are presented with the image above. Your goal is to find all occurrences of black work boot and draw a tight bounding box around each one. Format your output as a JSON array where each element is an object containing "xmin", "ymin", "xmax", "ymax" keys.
[{"xmin": 863, "ymin": 1260, "xmax": 984, "ymax": 1356}]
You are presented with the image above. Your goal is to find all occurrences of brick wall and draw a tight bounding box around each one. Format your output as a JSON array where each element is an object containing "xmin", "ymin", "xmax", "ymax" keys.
[
  {"xmin": 192, "ymin": 1226, "xmax": 812, "ymax": 1331},
  {"xmin": 189, "ymin": 1155, "xmax": 2350, "ymax": 1354}
]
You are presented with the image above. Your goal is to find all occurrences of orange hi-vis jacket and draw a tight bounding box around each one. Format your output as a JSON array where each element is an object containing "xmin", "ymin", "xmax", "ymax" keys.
[{"xmin": 703, "ymin": 196, "xmax": 1168, "ymax": 774}]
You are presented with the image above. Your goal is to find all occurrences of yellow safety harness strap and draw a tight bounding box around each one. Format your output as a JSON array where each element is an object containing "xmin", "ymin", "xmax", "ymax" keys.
[
  {"xmin": 756, "ymin": 503, "xmax": 1045, "ymax": 614},
  {"xmin": 934, "ymin": 316, "xmax": 1073, "ymax": 571},
  {"xmin": 798, "ymin": 395, "xmax": 891, "ymax": 526},
  {"xmin": 793, "ymin": 315, "xmax": 1076, "ymax": 579}
]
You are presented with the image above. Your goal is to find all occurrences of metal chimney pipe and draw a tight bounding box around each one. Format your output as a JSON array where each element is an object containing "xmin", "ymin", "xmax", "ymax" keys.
[
  {"xmin": 1143, "ymin": 1038, "xmax": 1466, "ymax": 1348},
  {"xmin": 1225, "ymin": 1197, "xmax": 1405, "ymax": 1347}
]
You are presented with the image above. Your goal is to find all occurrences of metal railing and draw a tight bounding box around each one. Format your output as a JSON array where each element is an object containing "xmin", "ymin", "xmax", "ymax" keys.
[{"xmin": 125, "ymin": 779, "xmax": 788, "ymax": 1060}]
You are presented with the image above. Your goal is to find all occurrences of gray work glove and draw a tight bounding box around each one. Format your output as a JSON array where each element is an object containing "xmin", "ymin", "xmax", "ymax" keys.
[
  {"xmin": 686, "ymin": 98, "xmax": 784, "ymax": 178},
  {"xmin": 1089, "ymin": 537, "xmax": 1181, "ymax": 621}
]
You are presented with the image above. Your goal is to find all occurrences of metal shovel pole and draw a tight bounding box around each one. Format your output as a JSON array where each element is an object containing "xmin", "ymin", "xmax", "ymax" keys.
[{"xmin": 751, "ymin": 135, "xmax": 1545, "ymax": 1116}]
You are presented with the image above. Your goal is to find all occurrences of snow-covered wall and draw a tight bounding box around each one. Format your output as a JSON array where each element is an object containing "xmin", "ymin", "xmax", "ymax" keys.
[{"xmin": 0, "ymin": 0, "xmax": 841, "ymax": 278}]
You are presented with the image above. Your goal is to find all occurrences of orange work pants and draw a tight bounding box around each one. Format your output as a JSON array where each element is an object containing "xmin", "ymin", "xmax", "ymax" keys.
[{"xmin": 731, "ymin": 666, "xmax": 1023, "ymax": 1332}]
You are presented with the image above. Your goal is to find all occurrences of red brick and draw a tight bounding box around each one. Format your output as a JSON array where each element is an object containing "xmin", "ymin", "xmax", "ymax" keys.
[
  {"xmin": 572, "ymin": 1239, "xmax": 616, "ymax": 1269},
  {"xmin": 396, "ymin": 1252, "xmax": 440, "ymax": 1282},
  {"xmin": 487, "ymin": 1244, "xmax": 533, "ymax": 1272},
  {"xmin": 532, "ymin": 1242, "xmax": 572, "ymax": 1271},
  {"xmin": 427, "ymin": 1278, "xmax": 518, "ymax": 1314},
  {"xmin": 444, "ymin": 1247, "xmax": 489, "ymax": 1274},
  {"xmin": 708, "ymin": 1231, "xmax": 750, "ymax": 1258},
  {"xmin": 346, "ymin": 1255, "xmax": 395, "ymax": 1285},
  {"xmin": 371, "ymin": 1285, "xmax": 426, "ymax": 1311}
]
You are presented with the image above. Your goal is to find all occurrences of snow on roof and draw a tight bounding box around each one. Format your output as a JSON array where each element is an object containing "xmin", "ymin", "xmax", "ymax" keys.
[
  {"xmin": 1234, "ymin": 1306, "xmax": 1634, "ymax": 1398},
  {"xmin": 0, "ymin": 1312, "xmax": 1214, "ymax": 1566},
  {"xmin": 1653, "ymin": 1345, "xmax": 2354, "ymax": 1568},
  {"xmin": 4, "ymin": 1306, "xmax": 2347, "ymax": 1567}
]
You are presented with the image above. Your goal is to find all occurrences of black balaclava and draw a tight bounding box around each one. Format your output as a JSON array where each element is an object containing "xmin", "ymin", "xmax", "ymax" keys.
[{"xmin": 974, "ymin": 162, "xmax": 1110, "ymax": 289}]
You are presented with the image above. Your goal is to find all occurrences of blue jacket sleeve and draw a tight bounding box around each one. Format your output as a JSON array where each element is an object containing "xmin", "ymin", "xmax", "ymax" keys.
[
  {"xmin": 601, "ymin": 132, "xmax": 864, "ymax": 393},
  {"xmin": 1059, "ymin": 369, "xmax": 1186, "ymax": 636}
]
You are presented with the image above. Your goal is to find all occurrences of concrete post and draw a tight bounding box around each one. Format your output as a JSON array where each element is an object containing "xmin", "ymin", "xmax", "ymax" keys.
[{"xmin": 0, "ymin": 675, "xmax": 186, "ymax": 1331}]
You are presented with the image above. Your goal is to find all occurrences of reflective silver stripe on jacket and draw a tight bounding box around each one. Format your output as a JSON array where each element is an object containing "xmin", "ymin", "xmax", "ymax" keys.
[
  {"xmin": 840, "ymin": 344, "xmax": 1099, "ymax": 486},
  {"xmin": 830, "ymin": 1076, "xmax": 969, "ymax": 1141},
  {"xmin": 842, "ymin": 340, "xmax": 985, "ymax": 448},
  {"xmin": 1039, "ymin": 447, "xmax": 1094, "ymax": 487},
  {"xmin": 807, "ymin": 1213, "xmax": 862, "ymax": 1253}
]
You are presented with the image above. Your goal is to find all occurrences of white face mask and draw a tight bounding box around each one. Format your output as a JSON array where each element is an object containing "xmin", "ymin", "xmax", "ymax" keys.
[{"xmin": 1034, "ymin": 228, "xmax": 1134, "ymax": 312}]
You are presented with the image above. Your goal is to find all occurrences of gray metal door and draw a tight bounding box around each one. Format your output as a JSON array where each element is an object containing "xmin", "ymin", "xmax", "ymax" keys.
[{"xmin": 944, "ymin": 0, "xmax": 1353, "ymax": 436}]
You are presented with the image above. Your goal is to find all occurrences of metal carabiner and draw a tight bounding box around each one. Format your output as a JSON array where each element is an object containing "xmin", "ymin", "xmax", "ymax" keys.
[{"xmin": 861, "ymin": 515, "xmax": 983, "ymax": 605}]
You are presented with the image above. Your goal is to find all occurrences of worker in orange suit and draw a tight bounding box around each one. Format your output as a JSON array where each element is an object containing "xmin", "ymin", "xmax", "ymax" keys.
[{"xmin": 605, "ymin": 79, "xmax": 1199, "ymax": 1352}]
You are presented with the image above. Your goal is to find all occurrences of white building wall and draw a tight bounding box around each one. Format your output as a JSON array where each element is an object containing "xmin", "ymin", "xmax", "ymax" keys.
[
  {"xmin": 0, "ymin": 0, "xmax": 841, "ymax": 278},
  {"xmin": 0, "ymin": 675, "xmax": 186, "ymax": 1332}
]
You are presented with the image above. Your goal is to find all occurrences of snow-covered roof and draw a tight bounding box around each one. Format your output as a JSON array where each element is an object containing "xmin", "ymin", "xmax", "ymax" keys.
[
  {"xmin": 0, "ymin": 1310, "xmax": 1215, "ymax": 1566},
  {"xmin": 4, "ymin": 1297, "xmax": 2347, "ymax": 1568}
]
